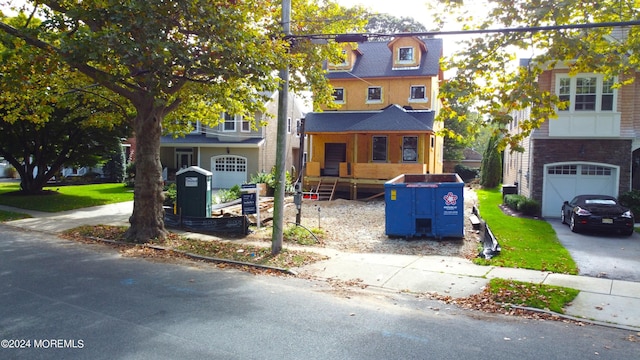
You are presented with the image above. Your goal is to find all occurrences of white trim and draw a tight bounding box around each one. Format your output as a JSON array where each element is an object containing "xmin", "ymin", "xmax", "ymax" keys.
[
  {"xmin": 221, "ymin": 113, "xmax": 236, "ymax": 132},
  {"xmin": 542, "ymin": 161, "xmax": 619, "ymax": 217},
  {"xmin": 397, "ymin": 46, "xmax": 414, "ymax": 63},
  {"xmin": 555, "ymin": 73, "xmax": 618, "ymax": 112}
]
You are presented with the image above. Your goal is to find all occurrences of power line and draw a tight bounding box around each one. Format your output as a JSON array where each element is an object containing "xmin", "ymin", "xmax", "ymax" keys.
[{"xmin": 288, "ymin": 20, "xmax": 640, "ymax": 42}]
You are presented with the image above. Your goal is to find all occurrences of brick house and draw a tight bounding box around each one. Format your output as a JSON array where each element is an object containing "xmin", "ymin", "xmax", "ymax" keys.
[{"xmin": 503, "ymin": 60, "xmax": 638, "ymax": 217}]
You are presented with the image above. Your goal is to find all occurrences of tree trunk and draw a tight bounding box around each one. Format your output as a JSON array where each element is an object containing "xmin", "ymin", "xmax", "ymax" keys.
[{"xmin": 124, "ymin": 105, "xmax": 168, "ymax": 243}]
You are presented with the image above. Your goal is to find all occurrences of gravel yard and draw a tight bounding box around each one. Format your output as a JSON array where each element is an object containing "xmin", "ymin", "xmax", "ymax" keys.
[{"xmin": 245, "ymin": 187, "xmax": 482, "ymax": 259}]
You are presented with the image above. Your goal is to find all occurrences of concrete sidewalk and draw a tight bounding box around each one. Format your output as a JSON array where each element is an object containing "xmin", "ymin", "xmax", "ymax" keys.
[{"xmin": 2, "ymin": 201, "xmax": 640, "ymax": 330}]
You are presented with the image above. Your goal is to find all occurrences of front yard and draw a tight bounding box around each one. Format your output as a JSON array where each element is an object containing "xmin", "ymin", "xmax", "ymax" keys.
[{"xmin": 475, "ymin": 188, "xmax": 579, "ymax": 275}]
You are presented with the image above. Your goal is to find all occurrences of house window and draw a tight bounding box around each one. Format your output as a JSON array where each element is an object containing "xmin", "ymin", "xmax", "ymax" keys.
[
  {"xmin": 402, "ymin": 136, "xmax": 418, "ymax": 162},
  {"xmin": 367, "ymin": 87, "xmax": 382, "ymax": 103},
  {"xmin": 295, "ymin": 119, "xmax": 301, "ymax": 137},
  {"xmin": 602, "ymin": 78, "xmax": 614, "ymax": 111},
  {"xmin": 287, "ymin": 117, "xmax": 292, "ymax": 134},
  {"xmin": 333, "ymin": 88, "xmax": 345, "ymax": 103},
  {"xmin": 575, "ymin": 77, "xmax": 596, "ymax": 111},
  {"xmin": 241, "ymin": 117, "xmax": 250, "ymax": 132},
  {"xmin": 329, "ymin": 50, "xmax": 348, "ymax": 68},
  {"xmin": 372, "ymin": 136, "xmax": 387, "ymax": 162},
  {"xmin": 222, "ymin": 113, "xmax": 235, "ymax": 131},
  {"xmin": 409, "ymin": 85, "xmax": 426, "ymax": 102},
  {"xmin": 398, "ymin": 47, "xmax": 414, "ymax": 62},
  {"xmin": 581, "ymin": 165, "xmax": 611, "ymax": 176},
  {"xmin": 547, "ymin": 165, "xmax": 577, "ymax": 175},
  {"xmin": 557, "ymin": 75, "xmax": 616, "ymax": 112}
]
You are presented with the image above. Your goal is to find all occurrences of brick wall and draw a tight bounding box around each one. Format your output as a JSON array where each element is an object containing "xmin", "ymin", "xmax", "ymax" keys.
[{"xmin": 530, "ymin": 139, "xmax": 632, "ymax": 204}]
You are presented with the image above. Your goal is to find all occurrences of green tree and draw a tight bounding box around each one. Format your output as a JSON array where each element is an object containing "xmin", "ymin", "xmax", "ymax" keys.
[
  {"xmin": 480, "ymin": 133, "xmax": 502, "ymax": 188},
  {"xmin": 102, "ymin": 144, "xmax": 126, "ymax": 183},
  {"xmin": 364, "ymin": 13, "xmax": 427, "ymax": 41},
  {"xmin": 431, "ymin": 0, "xmax": 640, "ymax": 151},
  {"xmin": 0, "ymin": 14, "xmax": 130, "ymax": 193},
  {"xmin": 0, "ymin": 1, "xmax": 365, "ymax": 243}
]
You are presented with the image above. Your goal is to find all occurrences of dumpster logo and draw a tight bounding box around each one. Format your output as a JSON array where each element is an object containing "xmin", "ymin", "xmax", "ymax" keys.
[{"xmin": 443, "ymin": 192, "xmax": 458, "ymax": 206}]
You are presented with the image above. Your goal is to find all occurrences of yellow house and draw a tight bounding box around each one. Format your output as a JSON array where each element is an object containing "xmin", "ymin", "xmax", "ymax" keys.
[{"xmin": 304, "ymin": 37, "xmax": 444, "ymax": 199}]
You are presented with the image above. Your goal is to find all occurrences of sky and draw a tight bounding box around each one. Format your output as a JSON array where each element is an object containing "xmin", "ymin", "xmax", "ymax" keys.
[{"xmin": 335, "ymin": 0, "xmax": 491, "ymax": 57}]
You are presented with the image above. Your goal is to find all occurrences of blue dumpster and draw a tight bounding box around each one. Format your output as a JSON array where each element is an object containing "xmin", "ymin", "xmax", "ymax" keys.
[{"xmin": 385, "ymin": 173, "xmax": 464, "ymax": 238}]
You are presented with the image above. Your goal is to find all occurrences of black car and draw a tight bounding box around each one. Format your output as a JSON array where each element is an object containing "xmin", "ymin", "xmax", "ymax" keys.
[{"xmin": 561, "ymin": 194, "xmax": 635, "ymax": 236}]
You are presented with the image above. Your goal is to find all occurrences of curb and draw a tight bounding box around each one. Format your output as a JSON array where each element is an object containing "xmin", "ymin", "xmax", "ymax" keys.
[{"xmin": 84, "ymin": 236, "xmax": 297, "ymax": 276}]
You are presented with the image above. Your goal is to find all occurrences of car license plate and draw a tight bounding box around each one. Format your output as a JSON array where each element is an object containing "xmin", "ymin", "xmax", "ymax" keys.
[{"xmin": 602, "ymin": 218, "xmax": 613, "ymax": 224}]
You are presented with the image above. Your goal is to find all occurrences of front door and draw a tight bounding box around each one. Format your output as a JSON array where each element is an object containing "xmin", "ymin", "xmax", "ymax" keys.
[
  {"xmin": 324, "ymin": 143, "xmax": 346, "ymax": 176},
  {"xmin": 176, "ymin": 148, "xmax": 193, "ymax": 169}
]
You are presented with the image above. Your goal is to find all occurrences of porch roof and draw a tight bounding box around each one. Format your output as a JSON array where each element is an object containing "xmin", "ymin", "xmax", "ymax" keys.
[
  {"xmin": 304, "ymin": 104, "xmax": 435, "ymax": 133},
  {"xmin": 160, "ymin": 134, "xmax": 264, "ymax": 147}
]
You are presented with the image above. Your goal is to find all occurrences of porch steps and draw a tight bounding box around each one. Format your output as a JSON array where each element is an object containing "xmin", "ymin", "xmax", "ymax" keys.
[{"xmin": 316, "ymin": 177, "xmax": 338, "ymax": 201}]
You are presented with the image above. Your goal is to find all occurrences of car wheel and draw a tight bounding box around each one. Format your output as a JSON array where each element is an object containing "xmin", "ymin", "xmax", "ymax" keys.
[
  {"xmin": 570, "ymin": 214, "xmax": 579, "ymax": 233},
  {"xmin": 561, "ymin": 209, "xmax": 567, "ymax": 224},
  {"xmin": 624, "ymin": 228, "xmax": 635, "ymax": 237}
]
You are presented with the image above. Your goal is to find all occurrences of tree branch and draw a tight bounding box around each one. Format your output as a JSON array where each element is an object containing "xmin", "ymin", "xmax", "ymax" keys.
[{"xmin": 0, "ymin": 21, "xmax": 138, "ymax": 101}]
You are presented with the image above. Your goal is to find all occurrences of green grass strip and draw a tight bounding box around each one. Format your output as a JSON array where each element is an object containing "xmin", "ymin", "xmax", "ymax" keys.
[
  {"xmin": 0, "ymin": 183, "xmax": 134, "ymax": 212},
  {"xmin": 489, "ymin": 278, "xmax": 580, "ymax": 314},
  {"xmin": 475, "ymin": 188, "xmax": 578, "ymax": 274}
]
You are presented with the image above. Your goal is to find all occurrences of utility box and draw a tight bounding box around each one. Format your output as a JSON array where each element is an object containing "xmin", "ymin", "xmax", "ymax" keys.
[
  {"xmin": 176, "ymin": 166, "xmax": 212, "ymax": 218},
  {"xmin": 385, "ymin": 173, "xmax": 464, "ymax": 238},
  {"xmin": 502, "ymin": 184, "xmax": 518, "ymax": 199}
]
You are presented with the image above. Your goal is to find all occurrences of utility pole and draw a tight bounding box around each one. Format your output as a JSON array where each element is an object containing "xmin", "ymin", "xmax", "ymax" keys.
[{"xmin": 271, "ymin": 0, "xmax": 291, "ymax": 255}]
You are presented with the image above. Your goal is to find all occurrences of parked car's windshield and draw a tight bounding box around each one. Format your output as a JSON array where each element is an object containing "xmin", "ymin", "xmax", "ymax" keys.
[{"xmin": 585, "ymin": 199, "xmax": 616, "ymax": 205}]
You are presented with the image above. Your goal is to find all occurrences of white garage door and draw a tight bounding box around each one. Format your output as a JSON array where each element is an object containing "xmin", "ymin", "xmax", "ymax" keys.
[
  {"xmin": 542, "ymin": 163, "xmax": 618, "ymax": 218},
  {"xmin": 211, "ymin": 155, "xmax": 247, "ymax": 189}
]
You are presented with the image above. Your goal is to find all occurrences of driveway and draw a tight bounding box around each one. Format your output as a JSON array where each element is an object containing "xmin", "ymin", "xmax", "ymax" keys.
[{"xmin": 547, "ymin": 219, "xmax": 640, "ymax": 281}]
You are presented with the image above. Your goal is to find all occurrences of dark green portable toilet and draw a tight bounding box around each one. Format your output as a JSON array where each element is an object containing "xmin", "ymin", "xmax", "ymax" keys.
[{"xmin": 175, "ymin": 166, "xmax": 212, "ymax": 218}]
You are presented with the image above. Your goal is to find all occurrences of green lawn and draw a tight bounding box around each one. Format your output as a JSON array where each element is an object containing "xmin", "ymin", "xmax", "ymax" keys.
[
  {"xmin": 0, "ymin": 182, "xmax": 134, "ymax": 212},
  {"xmin": 475, "ymin": 187, "xmax": 579, "ymax": 275}
]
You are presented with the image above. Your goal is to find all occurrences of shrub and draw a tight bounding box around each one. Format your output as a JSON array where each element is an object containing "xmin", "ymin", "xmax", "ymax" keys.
[
  {"xmin": 619, "ymin": 190, "xmax": 640, "ymax": 220},
  {"xmin": 283, "ymin": 224, "xmax": 324, "ymax": 245},
  {"xmin": 518, "ymin": 198, "xmax": 540, "ymax": 216},
  {"xmin": 250, "ymin": 168, "xmax": 295, "ymax": 195},
  {"xmin": 454, "ymin": 164, "xmax": 479, "ymax": 183},
  {"xmin": 215, "ymin": 184, "xmax": 242, "ymax": 204},
  {"xmin": 164, "ymin": 183, "xmax": 177, "ymax": 206},
  {"xmin": 503, "ymin": 194, "xmax": 540, "ymax": 216}
]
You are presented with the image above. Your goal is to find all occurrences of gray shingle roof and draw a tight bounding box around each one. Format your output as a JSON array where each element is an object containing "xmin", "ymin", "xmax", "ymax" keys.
[
  {"xmin": 160, "ymin": 134, "xmax": 263, "ymax": 146},
  {"xmin": 327, "ymin": 38, "xmax": 442, "ymax": 79},
  {"xmin": 305, "ymin": 104, "xmax": 435, "ymax": 133}
]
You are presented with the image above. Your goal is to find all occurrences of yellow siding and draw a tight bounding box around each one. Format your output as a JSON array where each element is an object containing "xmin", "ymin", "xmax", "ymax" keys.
[{"xmin": 324, "ymin": 77, "xmax": 435, "ymax": 111}]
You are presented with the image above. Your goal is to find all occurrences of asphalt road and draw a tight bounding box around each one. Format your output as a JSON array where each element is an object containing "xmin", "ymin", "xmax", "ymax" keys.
[
  {"xmin": 1, "ymin": 225, "xmax": 638, "ymax": 360},
  {"xmin": 548, "ymin": 219, "xmax": 640, "ymax": 281}
]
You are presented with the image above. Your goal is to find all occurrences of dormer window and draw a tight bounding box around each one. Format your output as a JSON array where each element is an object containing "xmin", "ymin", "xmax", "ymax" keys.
[
  {"xmin": 339, "ymin": 50, "xmax": 348, "ymax": 65},
  {"xmin": 329, "ymin": 50, "xmax": 349, "ymax": 69},
  {"xmin": 333, "ymin": 88, "xmax": 345, "ymax": 103},
  {"xmin": 398, "ymin": 47, "xmax": 414, "ymax": 62},
  {"xmin": 367, "ymin": 86, "xmax": 382, "ymax": 103}
]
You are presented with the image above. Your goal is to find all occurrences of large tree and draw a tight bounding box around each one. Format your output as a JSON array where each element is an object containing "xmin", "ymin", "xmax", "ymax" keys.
[
  {"xmin": 0, "ymin": 13, "xmax": 130, "ymax": 193},
  {"xmin": 0, "ymin": 1, "xmax": 365, "ymax": 243},
  {"xmin": 431, "ymin": 0, "xmax": 640, "ymax": 151}
]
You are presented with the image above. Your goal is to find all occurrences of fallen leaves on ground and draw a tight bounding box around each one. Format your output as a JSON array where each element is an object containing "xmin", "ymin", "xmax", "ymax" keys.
[{"xmin": 60, "ymin": 225, "xmax": 327, "ymax": 272}]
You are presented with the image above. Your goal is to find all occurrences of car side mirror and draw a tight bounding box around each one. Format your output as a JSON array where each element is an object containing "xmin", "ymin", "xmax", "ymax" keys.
[{"xmin": 563, "ymin": 201, "xmax": 569, "ymax": 205}]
